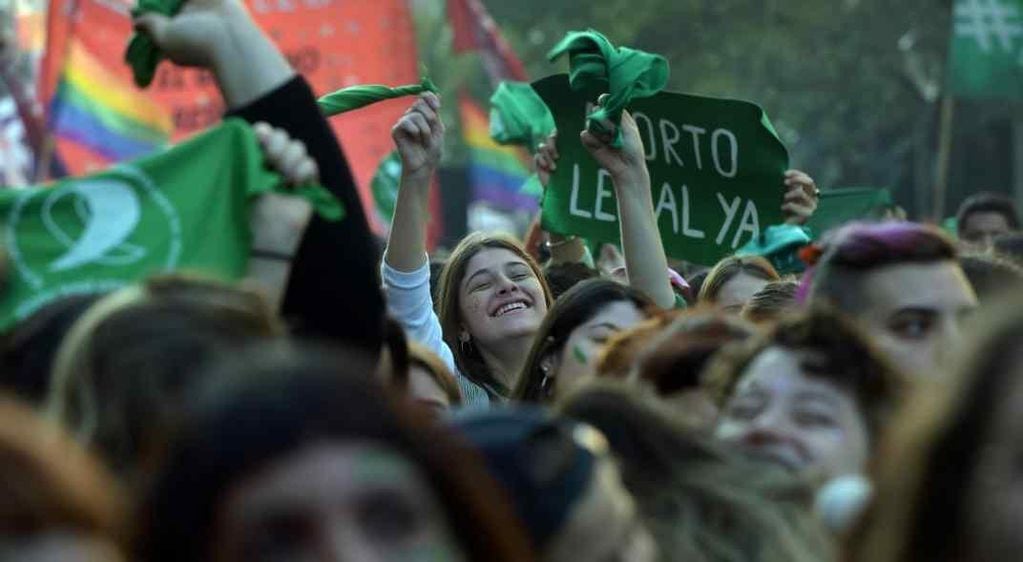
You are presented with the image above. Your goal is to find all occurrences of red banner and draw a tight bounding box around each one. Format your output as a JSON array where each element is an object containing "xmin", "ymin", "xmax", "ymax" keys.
[{"xmin": 40, "ymin": 0, "xmax": 419, "ymax": 228}]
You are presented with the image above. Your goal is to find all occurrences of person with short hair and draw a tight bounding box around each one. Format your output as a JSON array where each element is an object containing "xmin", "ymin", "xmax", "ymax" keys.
[
  {"xmin": 704, "ymin": 307, "xmax": 907, "ymax": 485},
  {"xmin": 801, "ymin": 222, "xmax": 977, "ymax": 376},
  {"xmin": 955, "ymin": 191, "xmax": 1020, "ymax": 249}
]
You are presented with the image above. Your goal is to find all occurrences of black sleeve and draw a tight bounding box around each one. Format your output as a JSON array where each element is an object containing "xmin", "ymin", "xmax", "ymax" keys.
[{"xmin": 228, "ymin": 76, "xmax": 384, "ymax": 356}]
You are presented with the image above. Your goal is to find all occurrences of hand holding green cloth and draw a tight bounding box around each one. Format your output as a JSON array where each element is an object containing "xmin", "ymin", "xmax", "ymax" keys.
[
  {"xmin": 125, "ymin": 0, "xmax": 185, "ymax": 88},
  {"xmin": 547, "ymin": 30, "xmax": 669, "ymax": 147},
  {"xmin": 318, "ymin": 78, "xmax": 438, "ymax": 117},
  {"xmin": 489, "ymin": 82, "xmax": 555, "ymax": 151}
]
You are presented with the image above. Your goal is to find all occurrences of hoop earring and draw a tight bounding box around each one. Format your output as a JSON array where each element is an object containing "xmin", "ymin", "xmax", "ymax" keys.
[{"xmin": 540, "ymin": 371, "xmax": 554, "ymax": 397}]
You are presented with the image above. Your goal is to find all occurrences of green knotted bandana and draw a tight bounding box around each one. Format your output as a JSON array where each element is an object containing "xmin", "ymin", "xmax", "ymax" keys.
[
  {"xmin": 547, "ymin": 30, "xmax": 669, "ymax": 147},
  {"xmin": 125, "ymin": 0, "xmax": 185, "ymax": 88},
  {"xmin": 489, "ymin": 81, "xmax": 555, "ymax": 152},
  {"xmin": 318, "ymin": 78, "xmax": 438, "ymax": 117}
]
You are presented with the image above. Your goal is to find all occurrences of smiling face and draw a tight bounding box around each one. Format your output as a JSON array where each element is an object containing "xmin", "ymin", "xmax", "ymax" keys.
[
  {"xmin": 213, "ymin": 442, "xmax": 467, "ymax": 562},
  {"xmin": 853, "ymin": 261, "xmax": 977, "ymax": 377},
  {"xmin": 548, "ymin": 300, "xmax": 647, "ymax": 398},
  {"xmin": 714, "ymin": 346, "xmax": 870, "ymax": 482},
  {"xmin": 457, "ymin": 248, "xmax": 547, "ymax": 349}
]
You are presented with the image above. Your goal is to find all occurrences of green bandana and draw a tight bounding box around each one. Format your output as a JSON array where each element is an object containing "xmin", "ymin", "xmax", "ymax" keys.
[
  {"xmin": 318, "ymin": 78, "xmax": 438, "ymax": 117},
  {"xmin": 547, "ymin": 30, "xmax": 669, "ymax": 148},
  {"xmin": 371, "ymin": 150, "xmax": 402, "ymax": 224},
  {"xmin": 736, "ymin": 224, "xmax": 812, "ymax": 275},
  {"xmin": 125, "ymin": 0, "xmax": 185, "ymax": 88},
  {"xmin": 489, "ymin": 82, "xmax": 555, "ymax": 151},
  {"xmin": 0, "ymin": 118, "xmax": 342, "ymax": 329}
]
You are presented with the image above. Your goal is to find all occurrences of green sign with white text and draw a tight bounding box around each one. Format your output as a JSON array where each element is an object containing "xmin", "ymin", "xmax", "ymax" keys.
[
  {"xmin": 948, "ymin": 0, "xmax": 1023, "ymax": 99},
  {"xmin": 533, "ymin": 74, "xmax": 788, "ymax": 266}
]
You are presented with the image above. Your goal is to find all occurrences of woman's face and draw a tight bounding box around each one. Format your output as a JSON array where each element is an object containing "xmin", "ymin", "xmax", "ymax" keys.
[
  {"xmin": 714, "ymin": 346, "xmax": 870, "ymax": 482},
  {"xmin": 458, "ymin": 248, "xmax": 547, "ymax": 349},
  {"xmin": 963, "ymin": 349, "xmax": 1023, "ymax": 561},
  {"xmin": 549, "ymin": 300, "xmax": 646, "ymax": 398},
  {"xmin": 716, "ymin": 272, "xmax": 770, "ymax": 314},
  {"xmin": 213, "ymin": 442, "xmax": 467, "ymax": 562}
]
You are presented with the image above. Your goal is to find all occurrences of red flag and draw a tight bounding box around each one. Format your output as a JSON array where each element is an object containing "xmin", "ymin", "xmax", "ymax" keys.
[{"xmin": 447, "ymin": 0, "xmax": 528, "ymax": 84}]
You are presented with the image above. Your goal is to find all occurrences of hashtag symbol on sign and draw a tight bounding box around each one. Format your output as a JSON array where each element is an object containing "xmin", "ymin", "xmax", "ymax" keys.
[{"xmin": 955, "ymin": 0, "xmax": 1023, "ymax": 54}]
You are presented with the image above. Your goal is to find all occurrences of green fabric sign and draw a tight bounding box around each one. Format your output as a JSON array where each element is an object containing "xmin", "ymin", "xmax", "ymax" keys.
[
  {"xmin": 806, "ymin": 187, "xmax": 892, "ymax": 238},
  {"xmin": 371, "ymin": 150, "xmax": 402, "ymax": 224},
  {"xmin": 533, "ymin": 74, "xmax": 788, "ymax": 267},
  {"xmin": 125, "ymin": 0, "xmax": 185, "ymax": 88},
  {"xmin": 948, "ymin": 0, "xmax": 1023, "ymax": 99},
  {"xmin": 547, "ymin": 30, "xmax": 669, "ymax": 148},
  {"xmin": 0, "ymin": 118, "xmax": 340, "ymax": 330},
  {"xmin": 318, "ymin": 78, "xmax": 438, "ymax": 117}
]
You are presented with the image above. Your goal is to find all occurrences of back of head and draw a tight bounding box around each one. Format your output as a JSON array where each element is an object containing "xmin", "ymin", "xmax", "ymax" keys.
[
  {"xmin": 699, "ymin": 256, "xmax": 781, "ymax": 304},
  {"xmin": 45, "ymin": 275, "xmax": 281, "ymax": 477},
  {"xmin": 559, "ymin": 383, "xmax": 835, "ymax": 562},
  {"xmin": 742, "ymin": 281, "xmax": 800, "ymax": 324},
  {"xmin": 516, "ymin": 279, "xmax": 653, "ymax": 402},
  {"xmin": 139, "ymin": 344, "xmax": 530, "ymax": 562},
  {"xmin": 0, "ymin": 395, "xmax": 125, "ymax": 543},
  {"xmin": 802, "ymin": 222, "xmax": 958, "ymax": 312},
  {"xmin": 543, "ymin": 262, "xmax": 600, "ymax": 300},
  {"xmin": 958, "ymin": 252, "xmax": 1023, "ymax": 301}
]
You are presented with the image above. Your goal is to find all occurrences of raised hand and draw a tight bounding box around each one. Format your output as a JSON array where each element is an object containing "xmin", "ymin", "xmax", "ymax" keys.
[
  {"xmin": 254, "ymin": 122, "xmax": 319, "ymax": 186},
  {"xmin": 782, "ymin": 169, "xmax": 819, "ymax": 225},
  {"xmin": 535, "ymin": 132, "xmax": 559, "ymax": 187},
  {"xmin": 392, "ymin": 93, "xmax": 444, "ymax": 182},
  {"xmin": 579, "ymin": 95, "xmax": 650, "ymax": 189}
]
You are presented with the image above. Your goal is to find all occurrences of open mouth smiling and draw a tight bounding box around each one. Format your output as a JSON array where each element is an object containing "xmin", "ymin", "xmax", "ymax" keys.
[{"xmin": 491, "ymin": 300, "xmax": 531, "ymax": 317}]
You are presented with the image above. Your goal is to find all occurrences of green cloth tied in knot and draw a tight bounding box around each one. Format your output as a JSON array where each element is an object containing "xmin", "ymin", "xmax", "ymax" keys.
[
  {"xmin": 318, "ymin": 78, "xmax": 438, "ymax": 117},
  {"xmin": 547, "ymin": 30, "xmax": 669, "ymax": 147},
  {"xmin": 125, "ymin": 0, "xmax": 185, "ymax": 88},
  {"xmin": 489, "ymin": 82, "xmax": 555, "ymax": 152}
]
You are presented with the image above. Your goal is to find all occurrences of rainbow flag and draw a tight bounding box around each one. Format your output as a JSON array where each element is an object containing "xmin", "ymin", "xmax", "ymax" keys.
[
  {"xmin": 48, "ymin": 39, "xmax": 172, "ymax": 170},
  {"xmin": 459, "ymin": 94, "xmax": 536, "ymax": 211}
]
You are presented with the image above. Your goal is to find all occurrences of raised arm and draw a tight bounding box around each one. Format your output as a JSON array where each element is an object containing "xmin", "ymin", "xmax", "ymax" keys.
[
  {"xmin": 384, "ymin": 93, "xmax": 445, "ymax": 272},
  {"xmin": 580, "ymin": 101, "xmax": 675, "ymax": 309}
]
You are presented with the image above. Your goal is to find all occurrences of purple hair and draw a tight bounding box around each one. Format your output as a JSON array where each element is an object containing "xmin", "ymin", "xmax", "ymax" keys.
[{"xmin": 797, "ymin": 222, "xmax": 957, "ymax": 304}]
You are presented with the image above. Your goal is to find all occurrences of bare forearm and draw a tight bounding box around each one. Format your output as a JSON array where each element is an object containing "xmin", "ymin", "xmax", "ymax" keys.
[
  {"xmin": 615, "ymin": 175, "xmax": 674, "ymax": 309},
  {"xmin": 210, "ymin": 7, "xmax": 295, "ymax": 109},
  {"xmin": 384, "ymin": 172, "xmax": 431, "ymax": 272}
]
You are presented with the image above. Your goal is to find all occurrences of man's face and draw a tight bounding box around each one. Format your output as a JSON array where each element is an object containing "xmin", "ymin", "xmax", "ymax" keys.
[
  {"xmin": 961, "ymin": 211, "xmax": 1013, "ymax": 249},
  {"xmin": 852, "ymin": 261, "xmax": 977, "ymax": 376}
]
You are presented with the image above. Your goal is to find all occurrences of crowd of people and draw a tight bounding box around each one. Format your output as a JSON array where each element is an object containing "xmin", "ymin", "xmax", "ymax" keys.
[{"xmin": 3, "ymin": 1, "xmax": 1023, "ymax": 560}]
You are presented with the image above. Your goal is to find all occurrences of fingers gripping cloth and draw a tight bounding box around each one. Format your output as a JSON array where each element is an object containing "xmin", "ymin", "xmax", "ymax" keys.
[
  {"xmin": 126, "ymin": 0, "xmax": 185, "ymax": 88},
  {"xmin": 317, "ymin": 78, "xmax": 439, "ymax": 117},
  {"xmin": 547, "ymin": 30, "xmax": 669, "ymax": 148},
  {"xmin": 489, "ymin": 81, "xmax": 555, "ymax": 152}
]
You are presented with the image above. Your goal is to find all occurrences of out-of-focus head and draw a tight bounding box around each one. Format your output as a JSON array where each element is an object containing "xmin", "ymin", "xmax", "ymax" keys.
[
  {"xmin": 958, "ymin": 252, "xmax": 1023, "ymax": 302},
  {"xmin": 0, "ymin": 396, "xmax": 125, "ymax": 562},
  {"xmin": 706, "ymin": 306, "xmax": 907, "ymax": 484},
  {"xmin": 407, "ymin": 342, "xmax": 463, "ymax": 415},
  {"xmin": 699, "ymin": 256, "xmax": 781, "ymax": 313},
  {"xmin": 993, "ymin": 232, "xmax": 1023, "ymax": 263},
  {"xmin": 1, "ymin": 293, "xmax": 102, "ymax": 405},
  {"xmin": 515, "ymin": 279, "xmax": 653, "ymax": 403},
  {"xmin": 955, "ymin": 192, "xmax": 1019, "ymax": 249},
  {"xmin": 438, "ymin": 233, "xmax": 552, "ymax": 393},
  {"xmin": 543, "ymin": 262, "xmax": 600, "ymax": 300},
  {"xmin": 803, "ymin": 221, "xmax": 976, "ymax": 376},
  {"xmin": 848, "ymin": 297, "xmax": 1023, "ymax": 562},
  {"xmin": 558, "ymin": 383, "xmax": 835, "ymax": 562},
  {"xmin": 742, "ymin": 280, "xmax": 801, "ymax": 325},
  {"xmin": 45, "ymin": 275, "xmax": 281, "ymax": 478},
  {"xmin": 453, "ymin": 407, "xmax": 656, "ymax": 562},
  {"xmin": 633, "ymin": 311, "xmax": 758, "ymax": 429},
  {"xmin": 137, "ymin": 345, "xmax": 533, "ymax": 562}
]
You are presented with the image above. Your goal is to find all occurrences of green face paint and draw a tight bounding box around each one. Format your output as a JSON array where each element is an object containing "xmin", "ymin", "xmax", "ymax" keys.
[{"xmin": 573, "ymin": 344, "xmax": 589, "ymax": 365}]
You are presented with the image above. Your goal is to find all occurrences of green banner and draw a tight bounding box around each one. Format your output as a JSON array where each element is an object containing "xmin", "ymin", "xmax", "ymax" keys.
[
  {"xmin": 0, "ymin": 119, "xmax": 322, "ymax": 330},
  {"xmin": 533, "ymin": 74, "xmax": 788, "ymax": 266},
  {"xmin": 806, "ymin": 187, "xmax": 892, "ymax": 238},
  {"xmin": 948, "ymin": 0, "xmax": 1023, "ymax": 99}
]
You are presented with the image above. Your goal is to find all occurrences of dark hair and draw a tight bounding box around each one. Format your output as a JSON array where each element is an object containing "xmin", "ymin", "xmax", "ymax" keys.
[
  {"xmin": 1, "ymin": 293, "xmax": 102, "ymax": 405},
  {"xmin": 704, "ymin": 306, "xmax": 907, "ymax": 443},
  {"xmin": 993, "ymin": 232, "xmax": 1023, "ymax": 262},
  {"xmin": 958, "ymin": 252, "xmax": 1023, "ymax": 301},
  {"xmin": 636, "ymin": 310, "xmax": 758, "ymax": 396},
  {"xmin": 437, "ymin": 233, "xmax": 552, "ymax": 396},
  {"xmin": 956, "ymin": 192, "xmax": 1020, "ymax": 234},
  {"xmin": 803, "ymin": 222, "xmax": 958, "ymax": 310},
  {"xmin": 136, "ymin": 345, "xmax": 533, "ymax": 562},
  {"xmin": 687, "ymin": 270, "xmax": 710, "ymax": 303},
  {"xmin": 514, "ymin": 279, "xmax": 653, "ymax": 403},
  {"xmin": 742, "ymin": 281, "xmax": 800, "ymax": 324},
  {"xmin": 847, "ymin": 297, "xmax": 1023, "ymax": 562},
  {"xmin": 543, "ymin": 262, "xmax": 600, "ymax": 300},
  {"xmin": 381, "ymin": 316, "xmax": 412, "ymax": 389},
  {"xmin": 699, "ymin": 256, "xmax": 780, "ymax": 303},
  {"xmin": 558, "ymin": 383, "xmax": 834, "ymax": 562}
]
